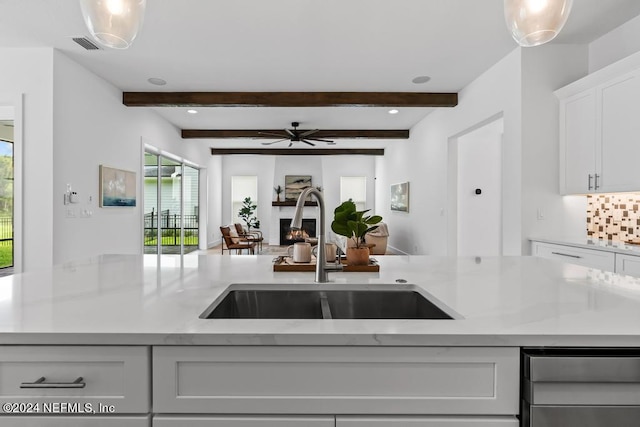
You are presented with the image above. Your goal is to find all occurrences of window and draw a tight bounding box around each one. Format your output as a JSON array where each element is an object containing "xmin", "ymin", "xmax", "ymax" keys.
[
  {"xmin": 231, "ymin": 176, "xmax": 257, "ymax": 225},
  {"xmin": 340, "ymin": 176, "xmax": 367, "ymax": 211}
]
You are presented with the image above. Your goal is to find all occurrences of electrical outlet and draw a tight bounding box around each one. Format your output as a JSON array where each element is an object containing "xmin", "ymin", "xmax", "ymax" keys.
[
  {"xmin": 80, "ymin": 209, "xmax": 93, "ymax": 218},
  {"xmin": 65, "ymin": 208, "xmax": 76, "ymax": 218}
]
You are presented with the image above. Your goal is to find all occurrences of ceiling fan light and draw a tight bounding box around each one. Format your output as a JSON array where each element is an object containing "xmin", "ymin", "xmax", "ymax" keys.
[
  {"xmin": 79, "ymin": 0, "xmax": 146, "ymax": 49},
  {"xmin": 504, "ymin": 0, "xmax": 573, "ymax": 47}
]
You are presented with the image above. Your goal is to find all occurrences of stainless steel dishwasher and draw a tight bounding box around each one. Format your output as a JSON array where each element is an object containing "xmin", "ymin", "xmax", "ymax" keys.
[{"xmin": 522, "ymin": 348, "xmax": 640, "ymax": 427}]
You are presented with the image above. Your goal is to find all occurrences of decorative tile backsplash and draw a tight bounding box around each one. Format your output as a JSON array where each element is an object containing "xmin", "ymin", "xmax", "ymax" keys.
[{"xmin": 587, "ymin": 194, "xmax": 640, "ymax": 242}]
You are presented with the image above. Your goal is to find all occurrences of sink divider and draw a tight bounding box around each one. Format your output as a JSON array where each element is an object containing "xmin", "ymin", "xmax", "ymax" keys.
[{"xmin": 319, "ymin": 292, "xmax": 333, "ymax": 320}]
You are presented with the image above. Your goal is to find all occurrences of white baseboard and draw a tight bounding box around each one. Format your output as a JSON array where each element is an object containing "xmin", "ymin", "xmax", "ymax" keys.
[{"xmin": 208, "ymin": 238, "xmax": 221, "ymax": 249}]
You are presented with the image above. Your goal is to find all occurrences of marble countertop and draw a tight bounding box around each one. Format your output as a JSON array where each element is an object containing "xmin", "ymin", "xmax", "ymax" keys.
[
  {"xmin": 530, "ymin": 236, "xmax": 640, "ymax": 255},
  {"xmin": 2, "ymin": 254, "xmax": 640, "ymax": 347}
]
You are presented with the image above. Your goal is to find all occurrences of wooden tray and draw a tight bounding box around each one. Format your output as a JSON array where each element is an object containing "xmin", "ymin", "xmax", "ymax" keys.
[{"xmin": 273, "ymin": 256, "xmax": 380, "ymax": 272}]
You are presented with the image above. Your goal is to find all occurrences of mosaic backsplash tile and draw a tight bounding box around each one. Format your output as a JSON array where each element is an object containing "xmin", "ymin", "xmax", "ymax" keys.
[{"xmin": 587, "ymin": 194, "xmax": 640, "ymax": 242}]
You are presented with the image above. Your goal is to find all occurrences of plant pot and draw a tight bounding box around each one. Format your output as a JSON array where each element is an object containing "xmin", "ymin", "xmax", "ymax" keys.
[
  {"xmin": 346, "ymin": 247, "xmax": 369, "ymax": 266},
  {"xmin": 276, "ymin": 194, "xmax": 281, "ymax": 202}
]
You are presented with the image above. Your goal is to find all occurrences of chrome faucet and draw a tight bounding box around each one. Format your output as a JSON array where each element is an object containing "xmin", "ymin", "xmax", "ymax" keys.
[{"xmin": 290, "ymin": 187, "xmax": 343, "ymax": 282}]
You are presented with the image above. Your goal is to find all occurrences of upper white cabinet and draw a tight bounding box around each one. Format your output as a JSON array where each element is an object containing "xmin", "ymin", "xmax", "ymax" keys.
[
  {"xmin": 599, "ymin": 72, "xmax": 640, "ymax": 192},
  {"xmin": 558, "ymin": 64, "xmax": 640, "ymax": 194},
  {"xmin": 560, "ymin": 91, "xmax": 596, "ymax": 194}
]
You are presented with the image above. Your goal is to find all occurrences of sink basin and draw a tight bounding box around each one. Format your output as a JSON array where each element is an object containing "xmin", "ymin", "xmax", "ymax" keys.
[{"xmin": 200, "ymin": 284, "xmax": 459, "ymax": 320}]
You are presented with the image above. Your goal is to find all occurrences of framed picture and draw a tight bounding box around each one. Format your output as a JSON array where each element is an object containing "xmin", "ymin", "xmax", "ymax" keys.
[
  {"xmin": 390, "ymin": 182, "xmax": 409, "ymax": 212},
  {"xmin": 99, "ymin": 165, "xmax": 137, "ymax": 207},
  {"xmin": 285, "ymin": 175, "xmax": 312, "ymax": 201}
]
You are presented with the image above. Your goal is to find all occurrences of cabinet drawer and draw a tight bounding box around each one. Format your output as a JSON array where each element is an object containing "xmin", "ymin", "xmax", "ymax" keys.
[
  {"xmin": 153, "ymin": 416, "xmax": 334, "ymax": 427},
  {"xmin": 153, "ymin": 346, "xmax": 519, "ymax": 415},
  {"xmin": 531, "ymin": 242, "xmax": 615, "ymax": 271},
  {"xmin": 0, "ymin": 346, "xmax": 149, "ymax": 413},
  {"xmin": 615, "ymin": 253, "xmax": 640, "ymax": 277},
  {"xmin": 336, "ymin": 416, "xmax": 519, "ymax": 426},
  {"xmin": 0, "ymin": 416, "xmax": 150, "ymax": 427}
]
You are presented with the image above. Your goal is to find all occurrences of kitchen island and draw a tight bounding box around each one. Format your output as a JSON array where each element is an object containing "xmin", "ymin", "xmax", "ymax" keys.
[
  {"xmin": 0, "ymin": 254, "xmax": 639, "ymax": 426},
  {"xmin": 2, "ymin": 253, "xmax": 640, "ymax": 347}
]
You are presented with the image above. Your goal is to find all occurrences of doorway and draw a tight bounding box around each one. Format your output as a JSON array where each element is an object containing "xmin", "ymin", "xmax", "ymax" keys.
[
  {"xmin": 452, "ymin": 117, "xmax": 504, "ymax": 256},
  {"xmin": 0, "ymin": 113, "xmax": 13, "ymax": 273},
  {"xmin": 143, "ymin": 150, "xmax": 200, "ymax": 255}
]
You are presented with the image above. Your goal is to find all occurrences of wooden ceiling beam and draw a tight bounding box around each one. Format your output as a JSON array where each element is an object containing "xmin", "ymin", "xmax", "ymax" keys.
[
  {"xmin": 123, "ymin": 92, "xmax": 458, "ymax": 108},
  {"xmin": 210, "ymin": 148, "xmax": 384, "ymax": 156},
  {"xmin": 183, "ymin": 129, "xmax": 409, "ymax": 139}
]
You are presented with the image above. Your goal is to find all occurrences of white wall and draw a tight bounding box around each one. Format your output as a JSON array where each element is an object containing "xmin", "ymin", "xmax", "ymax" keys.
[
  {"xmin": 520, "ymin": 44, "xmax": 589, "ymax": 253},
  {"xmin": 589, "ymin": 14, "xmax": 640, "ymax": 73},
  {"xmin": 0, "ymin": 48, "xmax": 54, "ymax": 272},
  {"xmin": 376, "ymin": 49, "xmax": 523, "ymax": 255},
  {"xmin": 376, "ymin": 44, "xmax": 590, "ymax": 256},
  {"xmin": 52, "ymin": 51, "xmax": 208, "ymax": 264}
]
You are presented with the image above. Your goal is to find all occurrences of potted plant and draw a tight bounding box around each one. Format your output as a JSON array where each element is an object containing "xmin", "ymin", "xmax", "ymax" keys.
[
  {"xmin": 238, "ymin": 197, "xmax": 260, "ymax": 231},
  {"xmin": 274, "ymin": 185, "xmax": 283, "ymax": 202},
  {"xmin": 331, "ymin": 199, "xmax": 382, "ymax": 265}
]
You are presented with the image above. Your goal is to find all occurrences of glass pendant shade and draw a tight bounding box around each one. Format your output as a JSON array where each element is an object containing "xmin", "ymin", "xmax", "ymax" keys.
[
  {"xmin": 79, "ymin": 0, "xmax": 146, "ymax": 49},
  {"xmin": 504, "ymin": 0, "xmax": 573, "ymax": 47}
]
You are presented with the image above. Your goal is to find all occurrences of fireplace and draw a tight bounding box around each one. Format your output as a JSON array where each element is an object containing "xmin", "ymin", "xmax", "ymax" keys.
[{"xmin": 280, "ymin": 218, "xmax": 317, "ymax": 245}]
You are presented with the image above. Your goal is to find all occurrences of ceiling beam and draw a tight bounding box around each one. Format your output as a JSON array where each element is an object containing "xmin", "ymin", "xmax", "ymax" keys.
[
  {"xmin": 123, "ymin": 92, "xmax": 458, "ymax": 108},
  {"xmin": 183, "ymin": 129, "xmax": 409, "ymax": 139},
  {"xmin": 210, "ymin": 148, "xmax": 384, "ymax": 156}
]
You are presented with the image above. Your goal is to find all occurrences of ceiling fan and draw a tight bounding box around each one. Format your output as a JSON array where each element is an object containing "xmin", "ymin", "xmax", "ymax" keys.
[{"xmin": 259, "ymin": 122, "xmax": 335, "ymax": 147}]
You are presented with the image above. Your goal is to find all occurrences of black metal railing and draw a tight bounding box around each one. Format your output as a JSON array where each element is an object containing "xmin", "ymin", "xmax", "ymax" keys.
[
  {"xmin": 0, "ymin": 216, "xmax": 12, "ymax": 246},
  {"xmin": 144, "ymin": 210, "xmax": 199, "ymax": 247}
]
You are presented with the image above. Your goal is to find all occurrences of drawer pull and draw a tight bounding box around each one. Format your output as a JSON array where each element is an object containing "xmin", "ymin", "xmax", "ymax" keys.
[
  {"xmin": 551, "ymin": 252, "xmax": 582, "ymax": 259},
  {"xmin": 20, "ymin": 376, "xmax": 86, "ymax": 389}
]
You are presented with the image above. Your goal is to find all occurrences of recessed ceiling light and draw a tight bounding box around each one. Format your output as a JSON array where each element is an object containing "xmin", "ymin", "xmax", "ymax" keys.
[
  {"xmin": 412, "ymin": 75, "xmax": 431, "ymax": 84},
  {"xmin": 187, "ymin": 109, "xmax": 198, "ymax": 114},
  {"xmin": 147, "ymin": 77, "xmax": 167, "ymax": 86},
  {"xmin": 388, "ymin": 109, "xmax": 399, "ymax": 115}
]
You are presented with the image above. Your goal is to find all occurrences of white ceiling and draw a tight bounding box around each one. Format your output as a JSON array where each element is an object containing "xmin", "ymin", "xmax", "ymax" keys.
[{"xmin": 1, "ymin": 0, "xmax": 640, "ymax": 148}]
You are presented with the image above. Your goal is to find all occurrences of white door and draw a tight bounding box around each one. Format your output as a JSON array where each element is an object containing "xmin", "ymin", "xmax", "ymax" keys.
[
  {"xmin": 560, "ymin": 91, "xmax": 596, "ymax": 194},
  {"xmin": 598, "ymin": 72, "xmax": 640, "ymax": 192},
  {"xmin": 457, "ymin": 119, "xmax": 503, "ymax": 256}
]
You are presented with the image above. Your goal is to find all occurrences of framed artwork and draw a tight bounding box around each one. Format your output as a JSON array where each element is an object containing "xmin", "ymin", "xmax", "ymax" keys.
[
  {"xmin": 99, "ymin": 165, "xmax": 137, "ymax": 207},
  {"xmin": 390, "ymin": 182, "xmax": 409, "ymax": 212},
  {"xmin": 285, "ymin": 175, "xmax": 312, "ymax": 201}
]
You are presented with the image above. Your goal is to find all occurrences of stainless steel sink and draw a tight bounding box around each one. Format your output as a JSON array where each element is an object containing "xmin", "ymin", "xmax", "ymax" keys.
[{"xmin": 200, "ymin": 284, "xmax": 459, "ymax": 320}]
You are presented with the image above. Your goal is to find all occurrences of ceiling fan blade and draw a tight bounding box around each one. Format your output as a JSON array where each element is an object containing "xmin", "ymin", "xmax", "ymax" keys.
[
  {"xmin": 261, "ymin": 138, "xmax": 289, "ymax": 145},
  {"xmin": 304, "ymin": 137, "xmax": 334, "ymax": 143},
  {"xmin": 301, "ymin": 139, "xmax": 316, "ymax": 147},
  {"xmin": 288, "ymin": 142, "xmax": 293, "ymax": 147},
  {"xmin": 257, "ymin": 131, "xmax": 289, "ymax": 138},
  {"xmin": 299, "ymin": 129, "xmax": 319, "ymax": 137},
  {"xmin": 284, "ymin": 129, "xmax": 295, "ymax": 137}
]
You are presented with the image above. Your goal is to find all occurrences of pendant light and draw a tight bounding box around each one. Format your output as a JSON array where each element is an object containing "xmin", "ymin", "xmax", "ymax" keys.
[
  {"xmin": 504, "ymin": 0, "xmax": 573, "ymax": 47},
  {"xmin": 79, "ymin": 0, "xmax": 146, "ymax": 49}
]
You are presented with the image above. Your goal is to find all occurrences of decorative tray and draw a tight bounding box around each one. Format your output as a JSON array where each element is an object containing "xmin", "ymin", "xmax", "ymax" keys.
[{"xmin": 272, "ymin": 256, "xmax": 380, "ymax": 272}]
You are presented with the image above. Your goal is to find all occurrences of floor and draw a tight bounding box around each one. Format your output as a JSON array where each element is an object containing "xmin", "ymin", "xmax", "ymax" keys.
[{"xmin": 204, "ymin": 244, "xmax": 288, "ymax": 256}]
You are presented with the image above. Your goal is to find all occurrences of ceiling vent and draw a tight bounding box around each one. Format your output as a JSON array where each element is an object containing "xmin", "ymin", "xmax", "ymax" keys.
[{"xmin": 72, "ymin": 37, "xmax": 101, "ymax": 51}]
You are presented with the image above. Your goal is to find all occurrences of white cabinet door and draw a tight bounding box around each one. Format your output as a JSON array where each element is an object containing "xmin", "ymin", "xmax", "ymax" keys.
[
  {"xmin": 531, "ymin": 242, "xmax": 616, "ymax": 272},
  {"xmin": 560, "ymin": 90, "xmax": 596, "ymax": 194},
  {"xmin": 153, "ymin": 346, "xmax": 519, "ymax": 416},
  {"xmin": 598, "ymin": 71, "xmax": 640, "ymax": 192},
  {"xmin": 153, "ymin": 416, "xmax": 334, "ymax": 427},
  {"xmin": 0, "ymin": 416, "xmax": 149, "ymax": 427},
  {"xmin": 0, "ymin": 346, "xmax": 150, "ymax": 413},
  {"xmin": 615, "ymin": 253, "xmax": 640, "ymax": 277},
  {"xmin": 336, "ymin": 416, "xmax": 518, "ymax": 426}
]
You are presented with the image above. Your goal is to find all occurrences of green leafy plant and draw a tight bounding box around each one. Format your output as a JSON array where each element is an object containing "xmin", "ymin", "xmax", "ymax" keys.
[
  {"xmin": 331, "ymin": 199, "xmax": 382, "ymax": 249},
  {"xmin": 238, "ymin": 197, "xmax": 260, "ymax": 231}
]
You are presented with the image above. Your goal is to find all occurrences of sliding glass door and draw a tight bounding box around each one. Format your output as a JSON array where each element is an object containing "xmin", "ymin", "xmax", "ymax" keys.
[
  {"xmin": 0, "ymin": 121, "xmax": 13, "ymax": 270},
  {"xmin": 144, "ymin": 151, "xmax": 199, "ymax": 255}
]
